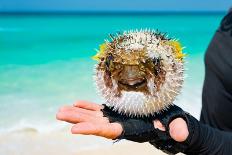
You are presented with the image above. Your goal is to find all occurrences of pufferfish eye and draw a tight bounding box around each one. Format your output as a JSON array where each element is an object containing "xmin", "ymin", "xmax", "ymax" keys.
[
  {"xmin": 105, "ymin": 54, "xmax": 114, "ymax": 71},
  {"xmin": 152, "ymin": 57, "xmax": 161, "ymax": 76},
  {"xmin": 152, "ymin": 57, "xmax": 160, "ymax": 65}
]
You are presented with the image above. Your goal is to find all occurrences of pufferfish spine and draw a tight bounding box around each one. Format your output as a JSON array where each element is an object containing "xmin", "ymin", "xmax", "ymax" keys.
[{"xmin": 93, "ymin": 29, "xmax": 186, "ymax": 117}]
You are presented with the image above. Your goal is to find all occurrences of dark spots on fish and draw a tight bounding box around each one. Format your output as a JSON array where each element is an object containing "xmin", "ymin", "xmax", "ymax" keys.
[{"xmin": 153, "ymin": 57, "xmax": 162, "ymax": 76}]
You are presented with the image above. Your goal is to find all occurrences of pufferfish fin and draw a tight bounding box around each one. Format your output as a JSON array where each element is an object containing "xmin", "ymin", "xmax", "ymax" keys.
[
  {"xmin": 92, "ymin": 43, "xmax": 107, "ymax": 61},
  {"xmin": 166, "ymin": 40, "xmax": 186, "ymax": 60}
]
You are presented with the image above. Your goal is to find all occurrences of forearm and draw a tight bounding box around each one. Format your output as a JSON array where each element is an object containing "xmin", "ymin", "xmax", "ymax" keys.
[
  {"xmin": 184, "ymin": 114, "xmax": 232, "ymax": 155},
  {"xmin": 102, "ymin": 104, "xmax": 232, "ymax": 154},
  {"xmin": 149, "ymin": 111, "xmax": 232, "ymax": 155}
]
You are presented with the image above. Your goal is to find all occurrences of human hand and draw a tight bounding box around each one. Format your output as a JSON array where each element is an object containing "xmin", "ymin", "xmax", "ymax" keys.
[
  {"xmin": 101, "ymin": 104, "xmax": 192, "ymax": 154},
  {"xmin": 56, "ymin": 101, "xmax": 123, "ymax": 139},
  {"xmin": 57, "ymin": 101, "xmax": 192, "ymax": 154},
  {"xmin": 154, "ymin": 117, "xmax": 189, "ymax": 142}
]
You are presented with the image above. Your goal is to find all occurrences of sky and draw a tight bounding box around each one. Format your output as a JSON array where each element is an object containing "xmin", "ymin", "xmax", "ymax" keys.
[{"xmin": 0, "ymin": 0, "xmax": 231, "ymax": 12}]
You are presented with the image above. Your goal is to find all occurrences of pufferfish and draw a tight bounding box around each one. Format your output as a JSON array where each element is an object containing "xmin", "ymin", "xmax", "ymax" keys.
[{"xmin": 93, "ymin": 29, "xmax": 185, "ymax": 117}]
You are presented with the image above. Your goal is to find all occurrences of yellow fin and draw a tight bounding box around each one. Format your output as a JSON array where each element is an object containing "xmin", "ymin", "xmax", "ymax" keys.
[
  {"xmin": 167, "ymin": 40, "xmax": 186, "ymax": 60},
  {"xmin": 92, "ymin": 43, "xmax": 107, "ymax": 61}
]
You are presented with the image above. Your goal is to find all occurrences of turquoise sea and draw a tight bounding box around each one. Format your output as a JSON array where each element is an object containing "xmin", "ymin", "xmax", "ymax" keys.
[{"xmin": 0, "ymin": 13, "xmax": 225, "ymax": 134}]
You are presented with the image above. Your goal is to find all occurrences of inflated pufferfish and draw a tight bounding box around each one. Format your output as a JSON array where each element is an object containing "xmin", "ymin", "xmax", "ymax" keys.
[{"xmin": 93, "ymin": 29, "xmax": 185, "ymax": 117}]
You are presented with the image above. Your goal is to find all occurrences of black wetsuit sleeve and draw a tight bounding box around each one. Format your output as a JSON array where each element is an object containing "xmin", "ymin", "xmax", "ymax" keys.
[
  {"xmin": 200, "ymin": 7, "xmax": 232, "ymax": 131},
  {"xmin": 185, "ymin": 8, "xmax": 232, "ymax": 155},
  {"xmin": 184, "ymin": 115, "xmax": 232, "ymax": 155}
]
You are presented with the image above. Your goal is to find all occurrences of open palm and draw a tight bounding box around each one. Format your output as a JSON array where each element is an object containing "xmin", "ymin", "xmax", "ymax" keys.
[{"xmin": 56, "ymin": 101, "xmax": 123, "ymax": 139}]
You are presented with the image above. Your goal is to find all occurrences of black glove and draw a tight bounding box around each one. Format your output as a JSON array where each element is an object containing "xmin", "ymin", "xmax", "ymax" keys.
[
  {"xmin": 149, "ymin": 106, "xmax": 195, "ymax": 154},
  {"xmin": 101, "ymin": 104, "xmax": 196, "ymax": 154},
  {"xmin": 102, "ymin": 105, "xmax": 157, "ymax": 143}
]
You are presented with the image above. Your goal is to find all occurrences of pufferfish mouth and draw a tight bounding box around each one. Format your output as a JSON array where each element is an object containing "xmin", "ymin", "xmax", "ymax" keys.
[{"xmin": 118, "ymin": 78, "xmax": 147, "ymax": 90}]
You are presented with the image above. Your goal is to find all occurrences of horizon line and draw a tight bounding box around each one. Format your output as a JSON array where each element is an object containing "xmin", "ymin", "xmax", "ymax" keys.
[{"xmin": 0, "ymin": 10, "xmax": 227, "ymax": 15}]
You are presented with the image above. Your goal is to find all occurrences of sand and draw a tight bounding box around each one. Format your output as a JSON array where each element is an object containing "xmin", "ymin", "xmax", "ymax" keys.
[
  {"xmin": 0, "ymin": 128, "xmax": 184, "ymax": 155},
  {"xmin": 78, "ymin": 141, "xmax": 168, "ymax": 155}
]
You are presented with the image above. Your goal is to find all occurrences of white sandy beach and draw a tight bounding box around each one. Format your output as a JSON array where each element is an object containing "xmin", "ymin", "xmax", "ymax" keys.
[{"xmin": 0, "ymin": 127, "xmax": 183, "ymax": 155}]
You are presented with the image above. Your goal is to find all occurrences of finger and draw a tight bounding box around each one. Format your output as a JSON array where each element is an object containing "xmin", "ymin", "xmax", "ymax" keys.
[
  {"xmin": 71, "ymin": 122, "xmax": 122, "ymax": 139},
  {"xmin": 57, "ymin": 110, "xmax": 96, "ymax": 123},
  {"xmin": 71, "ymin": 122, "xmax": 99, "ymax": 135},
  {"xmin": 73, "ymin": 101, "xmax": 103, "ymax": 111},
  {"xmin": 58, "ymin": 106, "xmax": 103, "ymax": 117},
  {"xmin": 169, "ymin": 118, "xmax": 189, "ymax": 142},
  {"xmin": 153, "ymin": 119, "xmax": 166, "ymax": 131},
  {"xmin": 58, "ymin": 105, "xmax": 73, "ymax": 112},
  {"xmin": 57, "ymin": 109, "xmax": 109, "ymax": 124}
]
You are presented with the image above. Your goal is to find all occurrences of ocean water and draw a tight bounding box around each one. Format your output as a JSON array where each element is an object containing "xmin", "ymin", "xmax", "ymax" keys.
[{"xmin": 0, "ymin": 13, "xmax": 225, "ymax": 134}]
